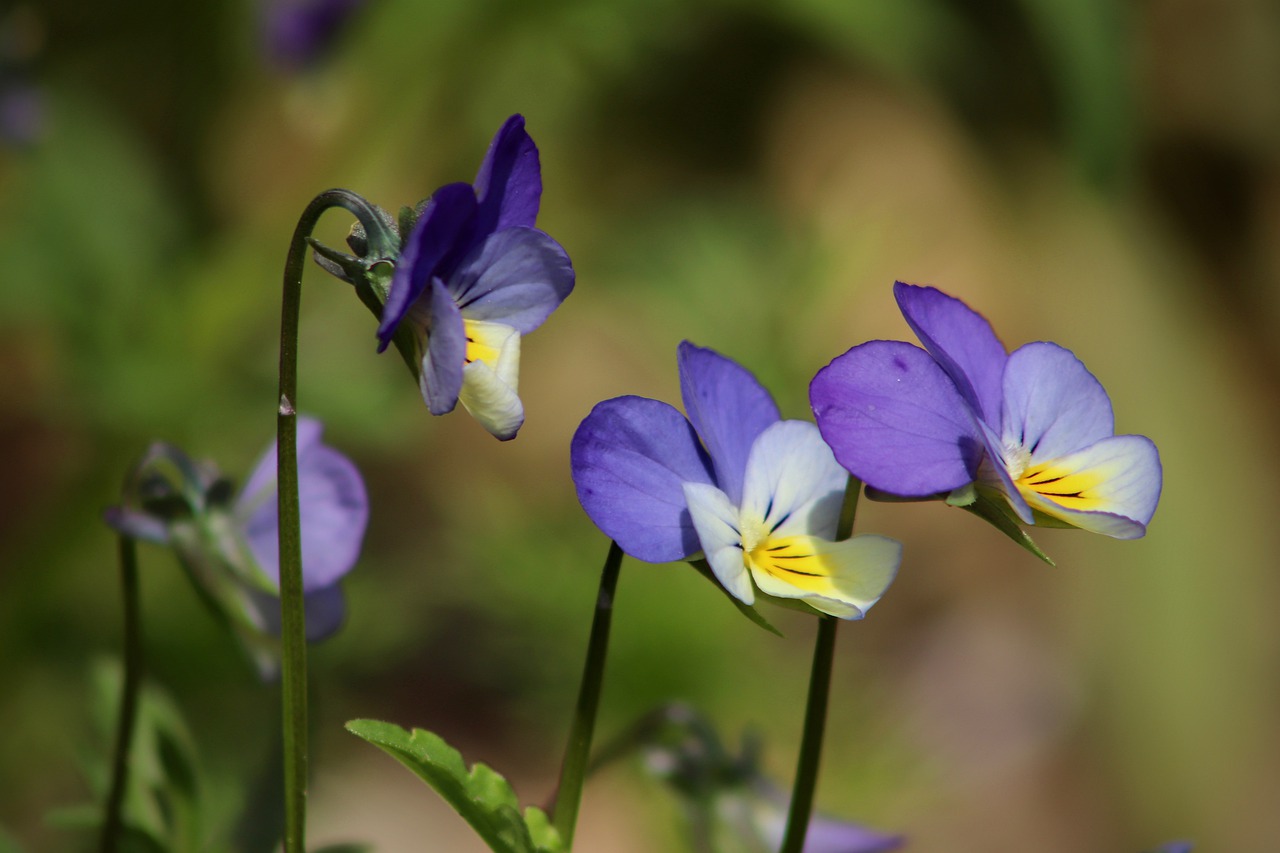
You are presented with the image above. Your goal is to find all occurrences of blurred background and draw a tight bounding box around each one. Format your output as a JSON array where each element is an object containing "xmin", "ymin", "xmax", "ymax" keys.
[{"xmin": 2, "ymin": 0, "xmax": 1279, "ymax": 849}]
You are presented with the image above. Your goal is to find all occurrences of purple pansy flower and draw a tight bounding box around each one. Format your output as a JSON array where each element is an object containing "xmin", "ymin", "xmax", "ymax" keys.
[
  {"xmin": 572, "ymin": 342, "xmax": 900, "ymax": 619},
  {"xmin": 810, "ymin": 282, "xmax": 1162, "ymax": 539},
  {"xmin": 754, "ymin": 786, "xmax": 905, "ymax": 852},
  {"xmin": 261, "ymin": 0, "xmax": 366, "ymax": 70},
  {"xmin": 376, "ymin": 114, "xmax": 574, "ymax": 440},
  {"xmin": 105, "ymin": 418, "xmax": 368, "ymax": 671}
]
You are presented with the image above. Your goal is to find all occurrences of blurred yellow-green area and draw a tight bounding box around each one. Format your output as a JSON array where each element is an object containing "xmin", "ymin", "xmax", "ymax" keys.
[{"xmin": 3, "ymin": 0, "xmax": 1279, "ymax": 850}]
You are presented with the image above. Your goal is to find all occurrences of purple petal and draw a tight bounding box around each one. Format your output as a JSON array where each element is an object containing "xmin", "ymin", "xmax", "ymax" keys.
[
  {"xmin": 239, "ymin": 419, "xmax": 368, "ymax": 591},
  {"xmin": 447, "ymin": 227, "xmax": 574, "ymax": 333},
  {"xmin": 239, "ymin": 417, "xmax": 326, "ymax": 509},
  {"xmin": 571, "ymin": 396, "xmax": 715, "ymax": 563},
  {"xmin": 419, "ymin": 277, "xmax": 467, "ymax": 415},
  {"xmin": 894, "ymin": 282, "xmax": 1007, "ymax": 424},
  {"xmin": 247, "ymin": 582, "xmax": 347, "ymax": 641},
  {"xmin": 103, "ymin": 506, "xmax": 171, "ymax": 544},
  {"xmin": 810, "ymin": 340, "xmax": 983, "ymax": 496},
  {"xmin": 472, "ymin": 114, "xmax": 542, "ymax": 236},
  {"xmin": 677, "ymin": 342, "xmax": 780, "ymax": 505},
  {"xmin": 377, "ymin": 183, "xmax": 477, "ymax": 351},
  {"xmin": 1001, "ymin": 342, "xmax": 1114, "ymax": 459}
]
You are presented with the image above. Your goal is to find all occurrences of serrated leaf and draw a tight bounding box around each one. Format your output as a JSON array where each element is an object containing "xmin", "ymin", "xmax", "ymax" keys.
[
  {"xmin": 688, "ymin": 560, "xmax": 782, "ymax": 637},
  {"xmin": 345, "ymin": 720, "xmax": 540, "ymax": 853},
  {"xmin": 962, "ymin": 492, "xmax": 1056, "ymax": 566}
]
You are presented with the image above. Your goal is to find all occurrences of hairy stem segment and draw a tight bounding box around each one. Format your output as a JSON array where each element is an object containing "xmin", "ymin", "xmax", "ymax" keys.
[
  {"xmin": 100, "ymin": 534, "xmax": 142, "ymax": 853},
  {"xmin": 277, "ymin": 189, "xmax": 389, "ymax": 853},
  {"xmin": 551, "ymin": 540, "xmax": 624, "ymax": 848},
  {"xmin": 778, "ymin": 477, "xmax": 861, "ymax": 853}
]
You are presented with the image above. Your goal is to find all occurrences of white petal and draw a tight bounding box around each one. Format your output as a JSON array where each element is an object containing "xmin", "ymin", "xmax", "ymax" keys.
[
  {"xmin": 458, "ymin": 322, "xmax": 524, "ymax": 440},
  {"xmin": 749, "ymin": 534, "xmax": 901, "ymax": 620},
  {"xmin": 740, "ymin": 420, "xmax": 847, "ymax": 540},
  {"xmin": 682, "ymin": 481, "xmax": 754, "ymax": 605}
]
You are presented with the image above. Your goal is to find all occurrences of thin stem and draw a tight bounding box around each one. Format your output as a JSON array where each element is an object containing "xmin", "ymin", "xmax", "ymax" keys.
[
  {"xmin": 277, "ymin": 189, "xmax": 388, "ymax": 853},
  {"xmin": 778, "ymin": 476, "xmax": 861, "ymax": 853},
  {"xmin": 551, "ymin": 540, "xmax": 624, "ymax": 849},
  {"xmin": 100, "ymin": 534, "xmax": 142, "ymax": 853}
]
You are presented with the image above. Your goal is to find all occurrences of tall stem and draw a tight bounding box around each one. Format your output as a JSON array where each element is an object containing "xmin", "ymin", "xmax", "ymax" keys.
[
  {"xmin": 277, "ymin": 189, "xmax": 389, "ymax": 853},
  {"xmin": 551, "ymin": 540, "xmax": 624, "ymax": 848},
  {"xmin": 100, "ymin": 534, "xmax": 142, "ymax": 853},
  {"xmin": 778, "ymin": 477, "xmax": 861, "ymax": 853}
]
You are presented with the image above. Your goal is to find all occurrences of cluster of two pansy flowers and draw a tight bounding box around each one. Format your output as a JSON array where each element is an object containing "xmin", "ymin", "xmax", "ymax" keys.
[{"xmin": 102, "ymin": 114, "xmax": 1164, "ymax": 853}]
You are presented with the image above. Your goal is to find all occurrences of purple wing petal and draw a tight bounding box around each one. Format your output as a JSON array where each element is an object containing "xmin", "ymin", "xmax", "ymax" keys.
[
  {"xmin": 419, "ymin": 277, "xmax": 466, "ymax": 415},
  {"xmin": 677, "ymin": 342, "xmax": 780, "ymax": 505},
  {"xmin": 472, "ymin": 114, "xmax": 542, "ymax": 236},
  {"xmin": 894, "ymin": 282, "xmax": 1007, "ymax": 425},
  {"xmin": 810, "ymin": 340, "xmax": 983, "ymax": 496},
  {"xmin": 1001, "ymin": 342, "xmax": 1115, "ymax": 459},
  {"xmin": 240, "ymin": 420, "xmax": 368, "ymax": 591},
  {"xmin": 447, "ymin": 227, "xmax": 574, "ymax": 333},
  {"xmin": 571, "ymin": 396, "xmax": 715, "ymax": 563},
  {"xmin": 238, "ymin": 416, "xmax": 326, "ymax": 511},
  {"xmin": 247, "ymin": 582, "xmax": 347, "ymax": 641},
  {"xmin": 377, "ymin": 183, "xmax": 477, "ymax": 351}
]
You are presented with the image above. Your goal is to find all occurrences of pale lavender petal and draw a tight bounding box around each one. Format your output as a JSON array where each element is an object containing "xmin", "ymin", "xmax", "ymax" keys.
[
  {"xmin": 472, "ymin": 114, "xmax": 542, "ymax": 235},
  {"xmin": 682, "ymin": 481, "xmax": 755, "ymax": 605},
  {"xmin": 975, "ymin": 417, "xmax": 1034, "ymax": 523},
  {"xmin": 248, "ymin": 583, "xmax": 347, "ymax": 641},
  {"xmin": 678, "ymin": 342, "xmax": 780, "ymax": 505},
  {"xmin": 448, "ymin": 227, "xmax": 574, "ymax": 333},
  {"xmin": 739, "ymin": 420, "xmax": 846, "ymax": 541},
  {"xmin": 1002, "ymin": 341, "xmax": 1114, "ymax": 459},
  {"xmin": 376, "ymin": 182, "xmax": 477, "ymax": 350},
  {"xmin": 419, "ymin": 278, "xmax": 466, "ymax": 415},
  {"xmin": 755, "ymin": 784, "xmax": 904, "ymax": 853},
  {"xmin": 238, "ymin": 416, "xmax": 326, "ymax": 511},
  {"xmin": 811, "ymin": 340, "xmax": 982, "ymax": 496},
  {"xmin": 103, "ymin": 507, "xmax": 171, "ymax": 544},
  {"xmin": 894, "ymin": 282, "xmax": 1007, "ymax": 424},
  {"xmin": 571, "ymin": 396, "xmax": 715, "ymax": 562},
  {"xmin": 240, "ymin": 421, "xmax": 368, "ymax": 591},
  {"xmin": 1018, "ymin": 434, "xmax": 1162, "ymax": 538}
]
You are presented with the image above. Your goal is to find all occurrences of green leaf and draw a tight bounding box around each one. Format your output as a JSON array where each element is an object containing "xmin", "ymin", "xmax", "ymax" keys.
[
  {"xmin": 962, "ymin": 491, "xmax": 1056, "ymax": 566},
  {"xmin": 688, "ymin": 560, "xmax": 782, "ymax": 637},
  {"xmin": 345, "ymin": 720, "xmax": 564, "ymax": 853}
]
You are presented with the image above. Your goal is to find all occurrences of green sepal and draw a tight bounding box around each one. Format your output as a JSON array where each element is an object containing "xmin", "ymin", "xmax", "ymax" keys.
[
  {"xmin": 962, "ymin": 490, "xmax": 1056, "ymax": 566},
  {"xmin": 345, "ymin": 720, "xmax": 565, "ymax": 853},
  {"xmin": 945, "ymin": 482, "xmax": 977, "ymax": 507},
  {"xmin": 688, "ymin": 560, "xmax": 782, "ymax": 637}
]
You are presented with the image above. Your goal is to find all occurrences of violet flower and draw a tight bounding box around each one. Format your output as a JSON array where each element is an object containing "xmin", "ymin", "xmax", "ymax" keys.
[
  {"xmin": 572, "ymin": 342, "xmax": 899, "ymax": 619},
  {"xmin": 376, "ymin": 114, "xmax": 574, "ymax": 440},
  {"xmin": 261, "ymin": 0, "xmax": 365, "ymax": 70},
  {"xmin": 810, "ymin": 282, "xmax": 1161, "ymax": 539},
  {"xmin": 106, "ymin": 418, "xmax": 367, "ymax": 673}
]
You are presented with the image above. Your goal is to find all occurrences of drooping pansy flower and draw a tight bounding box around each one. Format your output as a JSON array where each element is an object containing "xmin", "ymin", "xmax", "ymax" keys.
[
  {"xmin": 105, "ymin": 418, "xmax": 368, "ymax": 674},
  {"xmin": 375, "ymin": 114, "xmax": 574, "ymax": 440},
  {"xmin": 810, "ymin": 282, "xmax": 1161, "ymax": 540},
  {"xmin": 572, "ymin": 342, "xmax": 900, "ymax": 620}
]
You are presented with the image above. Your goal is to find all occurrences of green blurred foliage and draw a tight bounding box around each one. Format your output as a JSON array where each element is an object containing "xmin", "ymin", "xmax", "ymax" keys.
[{"xmin": 2, "ymin": 0, "xmax": 1280, "ymax": 850}]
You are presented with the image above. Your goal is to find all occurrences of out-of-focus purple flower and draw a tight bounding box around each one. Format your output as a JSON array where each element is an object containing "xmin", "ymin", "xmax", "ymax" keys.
[
  {"xmin": 1145, "ymin": 843, "xmax": 1193, "ymax": 853},
  {"xmin": 376, "ymin": 114, "xmax": 574, "ymax": 440},
  {"xmin": 105, "ymin": 418, "xmax": 368, "ymax": 673},
  {"xmin": 0, "ymin": 81, "xmax": 42, "ymax": 146},
  {"xmin": 753, "ymin": 784, "xmax": 905, "ymax": 853},
  {"xmin": 572, "ymin": 341, "xmax": 899, "ymax": 619},
  {"xmin": 810, "ymin": 282, "xmax": 1162, "ymax": 539},
  {"xmin": 261, "ymin": 0, "xmax": 366, "ymax": 70}
]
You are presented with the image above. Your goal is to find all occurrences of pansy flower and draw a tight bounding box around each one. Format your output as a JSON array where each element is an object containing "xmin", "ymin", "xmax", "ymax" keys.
[
  {"xmin": 375, "ymin": 114, "xmax": 575, "ymax": 440},
  {"xmin": 810, "ymin": 282, "xmax": 1162, "ymax": 540},
  {"xmin": 105, "ymin": 418, "xmax": 368, "ymax": 674},
  {"xmin": 572, "ymin": 342, "xmax": 900, "ymax": 620}
]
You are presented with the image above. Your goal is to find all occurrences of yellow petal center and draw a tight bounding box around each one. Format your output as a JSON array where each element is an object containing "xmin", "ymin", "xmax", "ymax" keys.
[
  {"xmin": 464, "ymin": 319, "xmax": 502, "ymax": 368},
  {"xmin": 1015, "ymin": 458, "xmax": 1108, "ymax": 512}
]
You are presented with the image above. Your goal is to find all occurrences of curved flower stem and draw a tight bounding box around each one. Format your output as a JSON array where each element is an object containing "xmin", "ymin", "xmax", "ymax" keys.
[
  {"xmin": 277, "ymin": 189, "xmax": 390, "ymax": 853},
  {"xmin": 100, "ymin": 534, "xmax": 142, "ymax": 853},
  {"xmin": 551, "ymin": 540, "xmax": 624, "ymax": 849},
  {"xmin": 778, "ymin": 477, "xmax": 861, "ymax": 853}
]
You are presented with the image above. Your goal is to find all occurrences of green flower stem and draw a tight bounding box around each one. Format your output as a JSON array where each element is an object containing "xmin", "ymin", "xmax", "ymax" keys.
[
  {"xmin": 100, "ymin": 534, "xmax": 142, "ymax": 853},
  {"xmin": 551, "ymin": 540, "xmax": 624, "ymax": 849},
  {"xmin": 778, "ymin": 477, "xmax": 861, "ymax": 853},
  {"xmin": 277, "ymin": 189, "xmax": 390, "ymax": 853}
]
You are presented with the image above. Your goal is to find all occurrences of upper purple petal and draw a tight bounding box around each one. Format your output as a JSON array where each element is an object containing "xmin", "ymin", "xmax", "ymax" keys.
[
  {"xmin": 239, "ymin": 418, "xmax": 368, "ymax": 591},
  {"xmin": 1001, "ymin": 341, "xmax": 1115, "ymax": 459},
  {"xmin": 377, "ymin": 182, "xmax": 477, "ymax": 350},
  {"xmin": 247, "ymin": 582, "xmax": 347, "ymax": 641},
  {"xmin": 419, "ymin": 277, "xmax": 466, "ymax": 415},
  {"xmin": 447, "ymin": 226, "xmax": 574, "ymax": 333},
  {"xmin": 472, "ymin": 114, "xmax": 542, "ymax": 237},
  {"xmin": 571, "ymin": 396, "xmax": 715, "ymax": 563},
  {"xmin": 810, "ymin": 340, "xmax": 983, "ymax": 496},
  {"xmin": 894, "ymin": 282, "xmax": 1007, "ymax": 425},
  {"xmin": 677, "ymin": 342, "xmax": 781, "ymax": 505}
]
